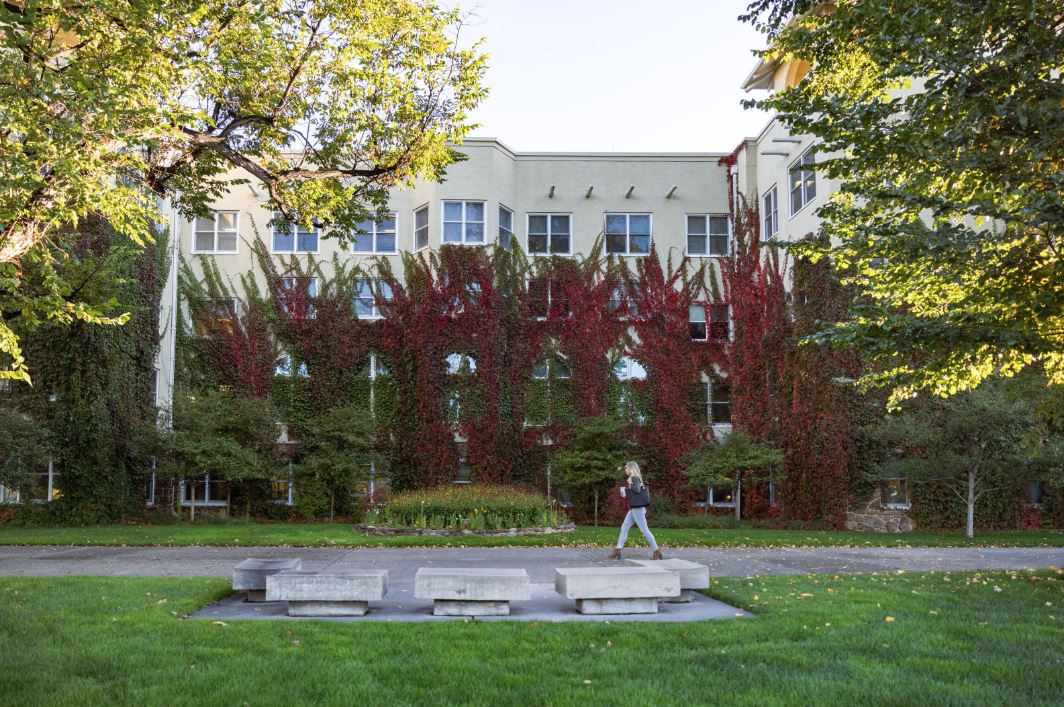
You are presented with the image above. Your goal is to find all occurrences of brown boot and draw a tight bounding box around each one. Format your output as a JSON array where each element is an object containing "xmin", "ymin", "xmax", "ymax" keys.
[
  {"xmin": 651, "ymin": 549, "xmax": 663, "ymax": 560},
  {"xmin": 608, "ymin": 548, "xmax": 621, "ymax": 560}
]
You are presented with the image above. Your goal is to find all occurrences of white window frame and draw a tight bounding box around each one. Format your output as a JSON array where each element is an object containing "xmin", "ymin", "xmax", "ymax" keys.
[
  {"xmin": 706, "ymin": 485, "xmax": 736, "ymax": 508},
  {"xmin": 880, "ymin": 478, "xmax": 911, "ymax": 510},
  {"xmin": 709, "ymin": 303, "xmax": 732, "ymax": 342},
  {"xmin": 352, "ymin": 213, "xmax": 398, "ymax": 254},
  {"xmin": 413, "ymin": 204, "xmax": 430, "ymax": 251},
  {"xmin": 275, "ymin": 352, "xmax": 309, "ymax": 378},
  {"xmin": 762, "ymin": 186, "xmax": 779, "ymax": 238},
  {"xmin": 271, "ymin": 221, "xmax": 320, "ymax": 255},
  {"xmin": 179, "ymin": 475, "xmax": 228, "ymax": 507},
  {"xmin": 272, "ymin": 467, "xmax": 295, "ymax": 506},
  {"xmin": 499, "ymin": 205, "xmax": 514, "ymax": 249},
  {"xmin": 192, "ymin": 210, "xmax": 239, "ymax": 254},
  {"xmin": 354, "ymin": 278, "xmax": 392, "ymax": 320},
  {"xmin": 528, "ymin": 277, "xmax": 571, "ymax": 320},
  {"xmin": 685, "ymin": 214, "xmax": 730, "ymax": 257},
  {"xmin": 689, "ymin": 304, "xmax": 708, "ymax": 341},
  {"xmin": 526, "ymin": 213, "xmax": 573, "ymax": 256},
  {"xmin": 0, "ymin": 481, "xmax": 20, "ymax": 504},
  {"xmin": 441, "ymin": 200, "xmax": 486, "ymax": 245},
  {"xmin": 280, "ymin": 276, "xmax": 318, "ymax": 318},
  {"xmin": 705, "ymin": 380, "xmax": 732, "ymax": 427},
  {"xmin": 789, "ymin": 148, "xmax": 817, "ymax": 217},
  {"xmin": 604, "ymin": 213, "xmax": 653, "ymax": 256}
]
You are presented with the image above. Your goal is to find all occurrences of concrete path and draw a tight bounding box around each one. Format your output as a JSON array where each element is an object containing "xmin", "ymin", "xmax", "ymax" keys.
[{"xmin": 1, "ymin": 545, "xmax": 1061, "ymax": 581}]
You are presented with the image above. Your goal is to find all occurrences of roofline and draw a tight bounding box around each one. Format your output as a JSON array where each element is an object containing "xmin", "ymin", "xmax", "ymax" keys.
[{"xmin": 459, "ymin": 136, "xmax": 728, "ymax": 160}]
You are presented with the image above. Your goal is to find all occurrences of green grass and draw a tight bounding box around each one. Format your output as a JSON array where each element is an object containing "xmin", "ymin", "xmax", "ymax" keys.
[
  {"xmin": 0, "ymin": 571, "xmax": 1060, "ymax": 705},
  {"xmin": 0, "ymin": 522, "xmax": 1061, "ymax": 548}
]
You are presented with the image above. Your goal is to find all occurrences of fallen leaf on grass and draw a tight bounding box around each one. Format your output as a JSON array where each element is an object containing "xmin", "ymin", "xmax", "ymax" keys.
[
  {"xmin": 884, "ymin": 616, "xmax": 895, "ymax": 623},
  {"xmin": 212, "ymin": 621, "xmax": 228, "ymax": 627}
]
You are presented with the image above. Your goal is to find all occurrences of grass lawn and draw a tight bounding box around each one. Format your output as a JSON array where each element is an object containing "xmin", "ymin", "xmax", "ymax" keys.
[
  {"xmin": 0, "ymin": 522, "xmax": 1060, "ymax": 548},
  {"xmin": 0, "ymin": 570, "xmax": 1060, "ymax": 706}
]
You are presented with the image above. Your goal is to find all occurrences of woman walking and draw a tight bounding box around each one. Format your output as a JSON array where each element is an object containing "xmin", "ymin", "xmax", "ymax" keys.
[{"xmin": 609, "ymin": 461, "xmax": 663, "ymax": 560}]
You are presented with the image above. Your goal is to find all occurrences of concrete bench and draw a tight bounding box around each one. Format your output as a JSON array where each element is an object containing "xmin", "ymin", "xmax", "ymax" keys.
[
  {"xmin": 626, "ymin": 558, "xmax": 710, "ymax": 602},
  {"xmin": 414, "ymin": 568, "xmax": 531, "ymax": 616},
  {"xmin": 233, "ymin": 558, "xmax": 302, "ymax": 602},
  {"xmin": 265, "ymin": 570, "xmax": 388, "ymax": 616},
  {"xmin": 554, "ymin": 567, "xmax": 680, "ymax": 614}
]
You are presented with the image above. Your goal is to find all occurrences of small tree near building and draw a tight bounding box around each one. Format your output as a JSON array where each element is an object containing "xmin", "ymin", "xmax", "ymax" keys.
[
  {"xmin": 869, "ymin": 380, "xmax": 1037, "ymax": 538},
  {"xmin": 294, "ymin": 405, "xmax": 382, "ymax": 521},
  {"xmin": 159, "ymin": 388, "xmax": 277, "ymax": 520},
  {"xmin": 552, "ymin": 417, "xmax": 636, "ymax": 526},
  {"xmin": 681, "ymin": 432, "xmax": 783, "ymax": 520}
]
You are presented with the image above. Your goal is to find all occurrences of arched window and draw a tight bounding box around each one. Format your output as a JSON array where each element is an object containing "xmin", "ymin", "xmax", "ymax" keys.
[
  {"xmin": 445, "ymin": 352, "xmax": 477, "ymax": 375},
  {"xmin": 613, "ymin": 356, "xmax": 647, "ymax": 381}
]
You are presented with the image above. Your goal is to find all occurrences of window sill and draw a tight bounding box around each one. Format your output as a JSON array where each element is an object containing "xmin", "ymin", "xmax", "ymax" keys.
[
  {"xmin": 192, "ymin": 251, "xmax": 239, "ymax": 256},
  {"xmin": 179, "ymin": 501, "xmax": 228, "ymax": 507},
  {"xmin": 883, "ymin": 503, "xmax": 911, "ymax": 510},
  {"xmin": 685, "ymin": 253, "xmax": 730, "ymax": 259}
]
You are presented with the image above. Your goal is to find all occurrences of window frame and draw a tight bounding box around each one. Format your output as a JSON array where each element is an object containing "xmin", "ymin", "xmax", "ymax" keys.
[
  {"xmin": 192, "ymin": 210, "xmax": 240, "ymax": 255},
  {"xmin": 685, "ymin": 214, "xmax": 731, "ymax": 257},
  {"xmin": 880, "ymin": 478, "xmax": 911, "ymax": 510},
  {"xmin": 271, "ymin": 221, "xmax": 321, "ymax": 255},
  {"xmin": 526, "ymin": 212, "xmax": 573, "ymax": 256},
  {"xmin": 689, "ymin": 304, "xmax": 708, "ymax": 341},
  {"xmin": 354, "ymin": 278, "xmax": 393, "ymax": 320},
  {"xmin": 709, "ymin": 303, "xmax": 732, "ymax": 342},
  {"xmin": 706, "ymin": 380, "xmax": 732, "ymax": 426},
  {"xmin": 413, "ymin": 204, "xmax": 430, "ymax": 251},
  {"xmin": 351, "ymin": 213, "xmax": 399, "ymax": 254},
  {"xmin": 604, "ymin": 212, "xmax": 653, "ymax": 256},
  {"xmin": 788, "ymin": 147, "xmax": 817, "ymax": 217},
  {"xmin": 762, "ymin": 186, "xmax": 779, "ymax": 238},
  {"xmin": 179, "ymin": 474, "xmax": 229, "ymax": 507},
  {"xmin": 279, "ymin": 276, "xmax": 318, "ymax": 318},
  {"xmin": 499, "ymin": 204, "xmax": 515, "ymax": 249},
  {"xmin": 441, "ymin": 200, "xmax": 486, "ymax": 245}
]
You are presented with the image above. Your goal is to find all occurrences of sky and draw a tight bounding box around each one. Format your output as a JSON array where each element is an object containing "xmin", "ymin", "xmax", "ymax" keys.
[{"xmin": 457, "ymin": 0, "xmax": 772, "ymax": 153}]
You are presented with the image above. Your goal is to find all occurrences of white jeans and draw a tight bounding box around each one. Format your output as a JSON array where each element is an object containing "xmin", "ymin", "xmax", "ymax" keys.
[{"xmin": 615, "ymin": 506, "xmax": 658, "ymax": 551}]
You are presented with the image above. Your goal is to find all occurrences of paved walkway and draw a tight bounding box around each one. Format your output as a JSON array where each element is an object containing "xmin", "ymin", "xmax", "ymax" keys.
[{"xmin": 1, "ymin": 545, "xmax": 1060, "ymax": 581}]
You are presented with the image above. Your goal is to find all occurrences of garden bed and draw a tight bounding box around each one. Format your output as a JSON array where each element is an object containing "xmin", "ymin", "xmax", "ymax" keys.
[{"xmin": 357, "ymin": 522, "xmax": 576, "ymax": 537}]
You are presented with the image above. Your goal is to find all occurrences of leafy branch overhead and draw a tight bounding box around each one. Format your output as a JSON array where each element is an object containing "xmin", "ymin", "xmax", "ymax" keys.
[{"xmin": 0, "ymin": 0, "xmax": 487, "ymax": 381}]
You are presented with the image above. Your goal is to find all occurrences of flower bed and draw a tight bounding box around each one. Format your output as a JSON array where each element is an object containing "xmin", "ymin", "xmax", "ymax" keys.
[{"xmin": 365, "ymin": 484, "xmax": 568, "ymax": 531}]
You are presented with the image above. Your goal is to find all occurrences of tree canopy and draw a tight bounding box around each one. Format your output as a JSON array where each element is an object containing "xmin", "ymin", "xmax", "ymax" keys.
[
  {"xmin": 743, "ymin": 0, "xmax": 1064, "ymax": 405},
  {"xmin": 0, "ymin": 0, "xmax": 486, "ymax": 382}
]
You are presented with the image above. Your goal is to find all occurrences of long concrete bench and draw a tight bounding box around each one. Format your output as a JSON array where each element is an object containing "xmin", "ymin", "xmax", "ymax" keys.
[
  {"xmin": 265, "ymin": 569, "xmax": 388, "ymax": 616},
  {"xmin": 554, "ymin": 567, "xmax": 680, "ymax": 614},
  {"xmin": 233, "ymin": 558, "xmax": 302, "ymax": 602},
  {"xmin": 626, "ymin": 558, "xmax": 710, "ymax": 602},
  {"xmin": 414, "ymin": 568, "xmax": 531, "ymax": 616}
]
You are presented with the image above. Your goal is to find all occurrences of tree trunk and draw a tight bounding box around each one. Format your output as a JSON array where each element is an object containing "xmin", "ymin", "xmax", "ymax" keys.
[
  {"xmin": 966, "ymin": 469, "xmax": 976, "ymax": 539},
  {"xmin": 329, "ymin": 490, "xmax": 335, "ymax": 523},
  {"xmin": 734, "ymin": 477, "xmax": 742, "ymax": 521},
  {"xmin": 593, "ymin": 489, "xmax": 599, "ymax": 527},
  {"xmin": 189, "ymin": 481, "xmax": 196, "ymax": 522}
]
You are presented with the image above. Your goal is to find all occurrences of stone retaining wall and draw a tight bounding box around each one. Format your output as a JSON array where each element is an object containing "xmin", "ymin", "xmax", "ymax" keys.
[
  {"xmin": 845, "ymin": 489, "xmax": 916, "ymax": 533},
  {"xmin": 358, "ymin": 523, "xmax": 576, "ymax": 537}
]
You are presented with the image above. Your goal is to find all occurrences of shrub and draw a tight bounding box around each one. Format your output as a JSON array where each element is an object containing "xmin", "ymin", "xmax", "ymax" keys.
[{"xmin": 367, "ymin": 484, "xmax": 565, "ymax": 530}]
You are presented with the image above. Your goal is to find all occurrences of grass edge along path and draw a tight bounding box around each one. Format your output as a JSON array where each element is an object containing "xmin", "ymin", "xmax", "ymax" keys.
[
  {"xmin": 0, "ymin": 570, "xmax": 1060, "ymax": 706},
  {"xmin": 0, "ymin": 523, "xmax": 1061, "ymax": 548}
]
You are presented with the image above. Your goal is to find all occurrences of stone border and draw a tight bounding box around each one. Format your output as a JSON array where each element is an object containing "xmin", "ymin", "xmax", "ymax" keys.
[{"xmin": 357, "ymin": 523, "xmax": 575, "ymax": 537}]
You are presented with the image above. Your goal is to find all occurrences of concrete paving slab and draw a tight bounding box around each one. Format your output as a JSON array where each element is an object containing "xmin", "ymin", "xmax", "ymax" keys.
[{"xmin": 191, "ymin": 582, "xmax": 750, "ymax": 623}]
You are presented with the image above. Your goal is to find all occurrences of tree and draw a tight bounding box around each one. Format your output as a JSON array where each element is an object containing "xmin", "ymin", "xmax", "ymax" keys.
[
  {"xmin": 551, "ymin": 417, "xmax": 635, "ymax": 526},
  {"xmin": 868, "ymin": 379, "xmax": 1037, "ymax": 538},
  {"xmin": 294, "ymin": 404, "xmax": 382, "ymax": 521},
  {"xmin": 742, "ymin": 0, "xmax": 1064, "ymax": 406},
  {"xmin": 0, "ymin": 0, "xmax": 486, "ymax": 382},
  {"xmin": 158, "ymin": 387, "xmax": 278, "ymax": 520},
  {"xmin": 681, "ymin": 432, "xmax": 783, "ymax": 520}
]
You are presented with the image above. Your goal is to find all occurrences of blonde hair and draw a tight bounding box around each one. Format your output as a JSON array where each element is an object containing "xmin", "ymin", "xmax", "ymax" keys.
[{"xmin": 625, "ymin": 461, "xmax": 642, "ymax": 483}]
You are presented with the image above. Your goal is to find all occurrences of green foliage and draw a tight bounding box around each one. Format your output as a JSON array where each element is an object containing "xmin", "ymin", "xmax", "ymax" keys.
[
  {"xmin": 552, "ymin": 416, "xmax": 636, "ymax": 524},
  {"xmin": 368, "ymin": 484, "xmax": 563, "ymax": 531},
  {"xmin": 293, "ymin": 404, "xmax": 381, "ymax": 521},
  {"xmin": 0, "ymin": 0, "xmax": 486, "ymax": 381},
  {"xmin": 746, "ymin": 0, "xmax": 1064, "ymax": 405},
  {"xmin": 0, "ymin": 406, "xmax": 52, "ymax": 491},
  {"xmin": 682, "ymin": 432, "xmax": 784, "ymax": 489}
]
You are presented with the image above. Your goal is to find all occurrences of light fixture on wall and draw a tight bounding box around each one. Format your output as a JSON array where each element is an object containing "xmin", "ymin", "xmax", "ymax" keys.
[
  {"xmin": 625, "ymin": 185, "xmax": 634, "ymax": 199},
  {"xmin": 548, "ymin": 185, "xmax": 555, "ymax": 198},
  {"xmin": 665, "ymin": 185, "xmax": 678, "ymax": 199},
  {"xmin": 585, "ymin": 185, "xmax": 594, "ymax": 199}
]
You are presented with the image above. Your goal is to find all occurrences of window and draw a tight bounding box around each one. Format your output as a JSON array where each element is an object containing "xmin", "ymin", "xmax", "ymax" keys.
[
  {"xmin": 762, "ymin": 186, "xmax": 779, "ymax": 237},
  {"xmin": 361, "ymin": 353, "xmax": 391, "ymax": 421},
  {"xmin": 180, "ymin": 475, "xmax": 229, "ymax": 506},
  {"xmin": 279, "ymin": 277, "xmax": 318, "ymax": 317},
  {"xmin": 273, "ymin": 221, "xmax": 319, "ymax": 253},
  {"xmin": 275, "ymin": 352, "xmax": 309, "ymax": 377},
  {"xmin": 686, "ymin": 215, "xmax": 730, "ymax": 256},
  {"xmin": 193, "ymin": 211, "xmax": 238, "ymax": 253},
  {"xmin": 0, "ymin": 482, "xmax": 20, "ymax": 504},
  {"xmin": 707, "ymin": 486, "xmax": 735, "ymax": 507},
  {"xmin": 499, "ymin": 206, "xmax": 514, "ymax": 249},
  {"xmin": 527, "ymin": 213, "xmax": 572, "ymax": 255},
  {"xmin": 353, "ymin": 214, "xmax": 397, "ymax": 254},
  {"xmin": 193, "ymin": 298, "xmax": 238, "ymax": 336},
  {"xmin": 789, "ymin": 148, "xmax": 817, "ymax": 215},
  {"xmin": 414, "ymin": 205, "xmax": 429, "ymax": 250},
  {"xmin": 880, "ymin": 478, "xmax": 910, "ymax": 509},
  {"xmin": 531, "ymin": 358, "xmax": 571, "ymax": 380},
  {"xmin": 442, "ymin": 201, "xmax": 485, "ymax": 244},
  {"xmin": 22, "ymin": 459, "xmax": 60, "ymax": 503},
  {"xmin": 529, "ymin": 278, "xmax": 571, "ymax": 319},
  {"xmin": 614, "ymin": 356, "xmax": 647, "ymax": 381},
  {"xmin": 689, "ymin": 305, "xmax": 707, "ymax": 341},
  {"xmin": 706, "ymin": 380, "xmax": 731, "ymax": 425},
  {"xmin": 354, "ymin": 279, "xmax": 393, "ymax": 319},
  {"xmin": 445, "ymin": 352, "xmax": 477, "ymax": 375},
  {"xmin": 710, "ymin": 304, "xmax": 731, "ymax": 341},
  {"xmin": 144, "ymin": 468, "xmax": 156, "ymax": 506},
  {"xmin": 272, "ymin": 469, "xmax": 295, "ymax": 505},
  {"xmin": 608, "ymin": 282, "xmax": 641, "ymax": 316},
  {"xmin": 605, "ymin": 213, "xmax": 651, "ymax": 255}
]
